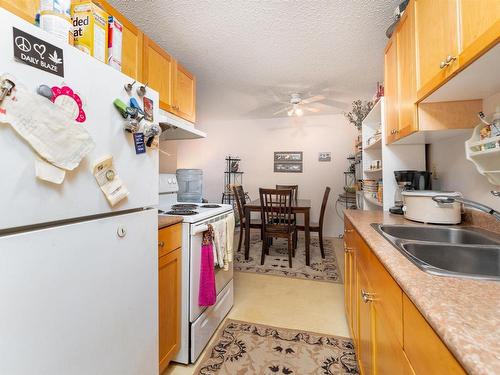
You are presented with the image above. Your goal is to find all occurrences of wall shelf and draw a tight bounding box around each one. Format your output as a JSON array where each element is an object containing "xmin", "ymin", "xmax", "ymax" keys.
[
  {"xmin": 364, "ymin": 168, "xmax": 382, "ymax": 173},
  {"xmin": 364, "ymin": 138, "xmax": 382, "ymax": 150}
]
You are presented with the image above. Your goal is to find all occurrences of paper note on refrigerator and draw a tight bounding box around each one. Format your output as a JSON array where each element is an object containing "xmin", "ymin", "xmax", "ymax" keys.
[
  {"xmin": 35, "ymin": 156, "xmax": 66, "ymax": 184},
  {"xmin": 0, "ymin": 75, "xmax": 95, "ymax": 170},
  {"xmin": 92, "ymin": 155, "xmax": 129, "ymax": 206}
]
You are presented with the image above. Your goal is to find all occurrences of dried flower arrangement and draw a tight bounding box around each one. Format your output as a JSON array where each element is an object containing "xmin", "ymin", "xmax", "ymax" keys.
[{"xmin": 344, "ymin": 100, "xmax": 374, "ymax": 131}]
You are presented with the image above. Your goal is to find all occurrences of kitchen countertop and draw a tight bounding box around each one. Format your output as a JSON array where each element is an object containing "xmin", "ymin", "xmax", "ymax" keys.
[
  {"xmin": 158, "ymin": 215, "xmax": 183, "ymax": 229},
  {"xmin": 344, "ymin": 209, "xmax": 500, "ymax": 375}
]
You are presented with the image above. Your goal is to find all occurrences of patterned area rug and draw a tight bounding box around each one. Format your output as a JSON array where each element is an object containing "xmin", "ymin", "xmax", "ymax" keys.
[
  {"xmin": 234, "ymin": 232, "xmax": 342, "ymax": 283},
  {"xmin": 195, "ymin": 320, "xmax": 358, "ymax": 375}
]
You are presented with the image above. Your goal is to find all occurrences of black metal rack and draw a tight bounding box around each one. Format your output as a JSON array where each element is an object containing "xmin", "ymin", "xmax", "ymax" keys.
[{"xmin": 221, "ymin": 156, "xmax": 246, "ymax": 205}]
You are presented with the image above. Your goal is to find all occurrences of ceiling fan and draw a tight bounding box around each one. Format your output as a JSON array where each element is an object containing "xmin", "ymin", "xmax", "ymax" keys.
[{"xmin": 273, "ymin": 93, "xmax": 324, "ymax": 117}]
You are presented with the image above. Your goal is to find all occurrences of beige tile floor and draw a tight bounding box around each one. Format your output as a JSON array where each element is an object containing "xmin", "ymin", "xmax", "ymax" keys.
[{"xmin": 164, "ymin": 237, "xmax": 348, "ymax": 375}]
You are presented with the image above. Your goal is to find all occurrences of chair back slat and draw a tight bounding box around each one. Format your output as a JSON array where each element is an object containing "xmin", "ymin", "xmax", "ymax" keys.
[
  {"xmin": 259, "ymin": 188, "xmax": 293, "ymax": 231},
  {"xmin": 276, "ymin": 184, "xmax": 298, "ymax": 201}
]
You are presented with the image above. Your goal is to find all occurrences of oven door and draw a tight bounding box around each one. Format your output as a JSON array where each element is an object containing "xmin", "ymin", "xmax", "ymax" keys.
[{"xmin": 189, "ymin": 214, "xmax": 234, "ymax": 322}]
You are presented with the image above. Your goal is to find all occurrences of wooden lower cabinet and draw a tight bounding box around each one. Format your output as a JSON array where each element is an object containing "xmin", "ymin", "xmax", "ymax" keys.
[
  {"xmin": 158, "ymin": 224, "xmax": 182, "ymax": 373},
  {"xmin": 357, "ymin": 265, "xmax": 374, "ymax": 375},
  {"xmin": 403, "ymin": 295, "xmax": 466, "ymax": 375},
  {"xmin": 344, "ymin": 217, "xmax": 465, "ymax": 375}
]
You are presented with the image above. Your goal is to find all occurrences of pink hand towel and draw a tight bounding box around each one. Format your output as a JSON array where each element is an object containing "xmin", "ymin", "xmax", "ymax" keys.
[{"xmin": 199, "ymin": 226, "xmax": 216, "ymax": 306}]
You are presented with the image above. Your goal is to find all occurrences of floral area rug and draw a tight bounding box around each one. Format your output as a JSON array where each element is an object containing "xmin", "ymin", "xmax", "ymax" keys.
[
  {"xmin": 234, "ymin": 232, "xmax": 342, "ymax": 283},
  {"xmin": 195, "ymin": 320, "xmax": 358, "ymax": 375}
]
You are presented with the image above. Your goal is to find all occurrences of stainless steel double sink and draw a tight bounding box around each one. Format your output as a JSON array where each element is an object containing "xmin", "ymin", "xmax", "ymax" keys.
[{"xmin": 371, "ymin": 224, "xmax": 500, "ymax": 281}]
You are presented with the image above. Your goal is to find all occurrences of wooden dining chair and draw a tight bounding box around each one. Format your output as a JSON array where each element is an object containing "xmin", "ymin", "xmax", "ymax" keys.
[
  {"xmin": 276, "ymin": 184, "xmax": 298, "ymax": 201},
  {"xmin": 297, "ymin": 186, "xmax": 331, "ymax": 259},
  {"xmin": 233, "ymin": 185, "xmax": 262, "ymax": 252},
  {"xmin": 276, "ymin": 184, "xmax": 298, "ymax": 248},
  {"xmin": 259, "ymin": 188, "xmax": 296, "ymax": 268}
]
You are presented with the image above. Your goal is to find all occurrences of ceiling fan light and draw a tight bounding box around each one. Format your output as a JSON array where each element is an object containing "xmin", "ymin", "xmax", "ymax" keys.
[
  {"xmin": 295, "ymin": 108, "xmax": 303, "ymax": 116},
  {"xmin": 287, "ymin": 109, "xmax": 294, "ymax": 116}
]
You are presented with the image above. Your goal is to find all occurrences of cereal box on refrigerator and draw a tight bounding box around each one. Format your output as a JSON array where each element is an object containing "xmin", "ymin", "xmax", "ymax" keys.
[
  {"xmin": 39, "ymin": 0, "xmax": 73, "ymax": 44},
  {"xmin": 71, "ymin": 1, "xmax": 108, "ymax": 63},
  {"xmin": 108, "ymin": 16, "xmax": 123, "ymax": 71}
]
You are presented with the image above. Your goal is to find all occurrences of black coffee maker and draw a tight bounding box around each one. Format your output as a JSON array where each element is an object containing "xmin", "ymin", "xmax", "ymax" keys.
[{"xmin": 389, "ymin": 170, "xmax": 432, "ymax": 214}]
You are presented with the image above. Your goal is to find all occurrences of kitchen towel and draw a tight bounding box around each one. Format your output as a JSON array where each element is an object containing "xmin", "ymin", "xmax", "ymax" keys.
[
  {"xmin": 212, "ymin": 219, "xmax": 226, "ymax": 268},
  {"xmin": 224, "ymin": 213, "xmax": 235, "ymax": 271},
  {"xmin": 0, "ymin": 75, "xmax": 94, "ymax": 171},
  {"xmin": 199, "ymin": 225, "xmax": 216, "ymax": 307}
]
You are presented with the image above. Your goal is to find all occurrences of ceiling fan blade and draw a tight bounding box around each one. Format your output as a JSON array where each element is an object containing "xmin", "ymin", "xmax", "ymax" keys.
[
  {"xmin": 301, "ymin": 95, "xmax": 325, "ymax": 104},
  {"xmin": 273, "ymin": 106, "xmax": 292, "ymax": 116},
  {"xmin": 304, "ymin": 106, "xmax": 320, "ymax": 113},
  {"xmin": 320, "ymin": 98, "xmax": 350, "ymax": 109}
]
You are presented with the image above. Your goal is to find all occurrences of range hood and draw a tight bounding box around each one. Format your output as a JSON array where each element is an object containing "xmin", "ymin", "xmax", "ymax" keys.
[{"xmin": 158, "ymin": 109, "xmax": 207, "ymax": 140}]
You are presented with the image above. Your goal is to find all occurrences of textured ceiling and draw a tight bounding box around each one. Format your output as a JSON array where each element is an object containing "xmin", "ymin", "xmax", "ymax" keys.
[{"xmin": 109, "ymin": 0, "xmax": 399, "ymax": 121}]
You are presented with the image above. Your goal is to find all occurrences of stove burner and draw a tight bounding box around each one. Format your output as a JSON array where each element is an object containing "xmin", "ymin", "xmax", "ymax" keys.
[
  {"xmin": 171, "ymin": 204, "xmax": 198, "ymax": 210},
  {"xmin": 165, "ymin": 210, "xmax": 197, "ymax": 216},
  {"xmin": 201, "ymin": 204, "xmax": 221, "ymax": 208}
]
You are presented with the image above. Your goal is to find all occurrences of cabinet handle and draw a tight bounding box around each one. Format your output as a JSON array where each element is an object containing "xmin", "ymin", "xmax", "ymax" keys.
[
  {"xmin": 445, "ymin": 55, "xmax": 456, "ymax": 64},
  {"xmin": 440, "ymin": 55, "xmax": 456, "ymax": 69},
  {"xmin": 344, "ymin": 246, "xmax": 354, "ymax": 254},
  {"xmin": 361, "ymin": 289, "xmax": 374, "ymax": 303},
  {"xmin": 158, "ymin": 241, "xmax": 165, "ymax": 247},
  {"xmin": 344, "ymin": 229, "xmax": 353, "ymax": 234}
]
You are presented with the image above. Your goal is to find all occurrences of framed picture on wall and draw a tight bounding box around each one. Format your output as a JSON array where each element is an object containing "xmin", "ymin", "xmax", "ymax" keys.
[
  {"xmin": 274, "ymin": 162, "xmax": 303, "ymax": 173},
  {"xmin": 274, "ymin": 151, "xmax": 303, "ymax": 162},
  {"xmin": 274, "ymin": 151, "xmax": 303, "ymax": 173}
]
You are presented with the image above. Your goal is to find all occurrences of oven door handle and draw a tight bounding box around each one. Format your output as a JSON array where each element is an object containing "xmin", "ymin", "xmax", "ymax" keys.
[{"xmin": 191, "ymin": 224, "xmax": 209, "ymax": 236}]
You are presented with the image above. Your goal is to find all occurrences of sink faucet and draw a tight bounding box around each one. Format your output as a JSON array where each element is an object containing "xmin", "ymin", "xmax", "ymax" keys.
[{"xmin": 432, "ymin": 193, "xmax": 500, "ymax": 221}]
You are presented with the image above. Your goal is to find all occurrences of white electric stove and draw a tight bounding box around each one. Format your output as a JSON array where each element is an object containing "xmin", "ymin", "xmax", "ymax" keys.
[{"xmin": 158, "ymin": 174, "xmax": 234, "ymax": 364}]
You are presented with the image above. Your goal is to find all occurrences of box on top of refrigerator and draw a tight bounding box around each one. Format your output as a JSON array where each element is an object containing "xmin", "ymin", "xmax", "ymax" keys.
[
  {"xmin": 108, "ymin": 15, "xmax": 123, "ymax": 71},
  {"xmin": 71, "ymin": 1, "xmax": 108, "ymax": 63}
]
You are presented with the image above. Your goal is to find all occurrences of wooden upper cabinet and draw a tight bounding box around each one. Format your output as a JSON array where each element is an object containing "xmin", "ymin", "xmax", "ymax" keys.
[
  {"xmin": 460, "ymin": 0, "xmax": 500, "ymax": 49},
  {"xmin": 459, "ymin": 0, "xmax": 500, "ymax": 57},
  {"xmin": 396, "ymin": 0, "xmax": 418, "ymax": 140},
  {"xmin": 384, "ymin": 37, "xmax": 399, "ymax": 144},
  {"xmin": 143, "ymin": 35, "xmax": 174, "ymax": 111},
  {"xmin": 415, "ymin": 0, "xmax": 459, "ymax": 92},
  {"xmin": 0, "ymin": 0, "xmax": 37, "ymax": 23},
  {"xmin": 98, "ymin": 1, "xmax": 143, "ymax": 81},
  {"xmin": 173, "ymin": 62, "xmax": 196, "ymax": 123}
]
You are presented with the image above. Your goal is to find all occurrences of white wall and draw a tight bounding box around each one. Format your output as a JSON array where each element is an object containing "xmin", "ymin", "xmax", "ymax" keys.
[
  {"xmin": 174, "ymin": 115, "xmax": 358, "ymax": 236},
  {"xmin": 428, "ymin": 92, "xmax": 500, "ymax": 210}
]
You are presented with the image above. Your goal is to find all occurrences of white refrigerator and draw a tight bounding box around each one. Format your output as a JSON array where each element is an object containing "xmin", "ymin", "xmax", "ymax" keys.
[{"xmin": 0, "ymin": 9, "xmax": 159, "ymax": 375}]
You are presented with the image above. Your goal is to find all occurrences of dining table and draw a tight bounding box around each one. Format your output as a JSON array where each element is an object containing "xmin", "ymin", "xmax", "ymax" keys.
[{"xmin": 244, "ymin": 198, "xmax": 312, "ymax": 266}]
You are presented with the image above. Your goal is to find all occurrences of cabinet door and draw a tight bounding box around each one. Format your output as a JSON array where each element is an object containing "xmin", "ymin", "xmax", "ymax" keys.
[
  {"xmin": 159, "ymin": 248, "xmax": 181, "ymax": 373},
  {"xmin": 373, "ymin": 304, "xmax": 407, "ymax": 375},
  {"xmin": 460, "ymin": 0, "xmax": 500, "ymax": 56},
  {"xmin": 0, "ymin": 0, "xmax": 37, "ymax": 23},
  {"xmin": 121, "ymin": 25, "xmax": 143, "ymax": 81},
  {"xmin": 357, "ymin": 266, "xmax": 374, "ymax": 375},
  {"xmin": 143, "ymin": 35, "xmax": 174, "ymax": 111},
  {"xmin": 384, "ymin": 37, "xmax": 399, "ymax": 144},
  {"xmin": 403, "ymin": 294, "xmax": 466, "ymax": 375},
  {"xmin": 415, "ymin": 0, "xmax": 459, "ymax": 91},
  {"xmin": 173, "ymin": 61, "xmax": 196, "ymax": 123},
  {"xmin": 396, "ymin": 0, "xmax": 418, "ymax": 140}
]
